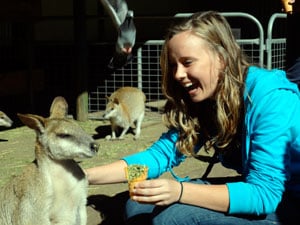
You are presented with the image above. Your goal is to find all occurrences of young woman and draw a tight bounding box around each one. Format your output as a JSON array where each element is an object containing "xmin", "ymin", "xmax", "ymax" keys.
[{"xmin": 86, "ymin": 11, "xmax": 300, "ymax": 224}]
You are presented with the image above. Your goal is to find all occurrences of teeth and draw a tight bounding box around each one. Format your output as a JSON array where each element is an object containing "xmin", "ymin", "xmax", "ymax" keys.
[
  {"xmin": 184, "ymin": 82, "xmax": 197, "ymax": 91},
  {"xmin": 184, "ymin": 83, "xmax": 193, "ymax": 88}
]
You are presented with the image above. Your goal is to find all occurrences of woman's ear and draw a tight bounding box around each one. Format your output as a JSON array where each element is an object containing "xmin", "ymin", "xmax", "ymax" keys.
[
  {"xmin": 218, "ymin": 54, "xmax": 226, "ymax": 71},
  {"xmin": 216, "ymin": 54, "xmax": 227, "ymax": 82}
]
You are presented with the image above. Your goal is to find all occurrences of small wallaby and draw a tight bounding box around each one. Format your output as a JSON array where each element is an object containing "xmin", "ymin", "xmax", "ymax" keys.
[
  {"xmin": 0, "ymin": 111, "xmax": 13, "ymax": 127},
  {"xmin": 103, "ymin": 86, "xmax": 146, "ymax": 140},
  {"xmin": 0, "ymin": 96, "xmax": 98, "ymax": 225}
]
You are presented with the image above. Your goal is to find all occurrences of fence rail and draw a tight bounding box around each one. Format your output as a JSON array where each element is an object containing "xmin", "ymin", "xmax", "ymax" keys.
[{"xmin": 266, "ymin": 13, "xmax": 287, "ymax": 70}]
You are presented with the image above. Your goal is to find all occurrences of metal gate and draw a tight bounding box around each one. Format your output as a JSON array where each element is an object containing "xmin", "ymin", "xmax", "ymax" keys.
[{"xmin": 266, "ymin": 13, "xmax": 287, "ymax": 70}]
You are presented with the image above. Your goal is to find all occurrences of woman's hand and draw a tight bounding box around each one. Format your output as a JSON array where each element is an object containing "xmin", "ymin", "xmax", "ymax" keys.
[{"xmin": 130, "ymin": 178, "xmax": 182, "ymax": 206}]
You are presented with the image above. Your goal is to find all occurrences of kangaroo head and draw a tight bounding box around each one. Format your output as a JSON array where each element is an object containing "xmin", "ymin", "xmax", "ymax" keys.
[
  {"xmin": 103, "ymin": 97, "xmax": 121, "ymax": 119},
  {"xmin": 0, "ymin": 111, "xmax": 13, "ymax": 127},
  {"xmin": 17, "ymin": 96, "xmax": 98, "ymax": 160}
]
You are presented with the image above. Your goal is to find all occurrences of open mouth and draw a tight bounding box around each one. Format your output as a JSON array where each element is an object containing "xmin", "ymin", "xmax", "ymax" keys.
[{"xmin": 184, "ymin": 83, "xmax": 198, "ymax": 92}]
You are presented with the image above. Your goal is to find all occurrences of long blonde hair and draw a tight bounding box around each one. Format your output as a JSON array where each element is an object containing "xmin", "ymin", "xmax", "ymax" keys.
[{"xmin": 160, "ymin": 11, "xmax": 250, "ymax": 155}]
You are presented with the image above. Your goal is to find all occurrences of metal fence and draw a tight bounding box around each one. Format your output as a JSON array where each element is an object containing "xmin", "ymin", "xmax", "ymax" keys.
[
  {"xmin": 88, "ymin": 41, "xmax": 165, "ymax": 113},
  {"xmin": 266, "ymin": 13, "xmax": 287, "ymax": 70}
]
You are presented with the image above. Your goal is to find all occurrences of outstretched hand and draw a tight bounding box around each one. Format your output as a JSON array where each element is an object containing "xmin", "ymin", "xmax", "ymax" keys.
[{"xmin": 130, "ymin": 179, "xmax": 182, "ymax": 206}]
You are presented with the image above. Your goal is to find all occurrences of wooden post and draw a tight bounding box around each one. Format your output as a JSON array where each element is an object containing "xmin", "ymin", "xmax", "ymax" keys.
[{"xmin": 73, "ymin": 0, "xmax": 88, "ymax": 121}]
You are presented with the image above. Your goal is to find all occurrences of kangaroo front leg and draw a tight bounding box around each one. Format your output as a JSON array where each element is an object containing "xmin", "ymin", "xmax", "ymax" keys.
[
  {"xmin": 133, "ymin": 112, "xmax": 144, "ymax": 140},
  {"xmin": 118, "ymin": 126, "xmax": 130, "ymax": 139}
]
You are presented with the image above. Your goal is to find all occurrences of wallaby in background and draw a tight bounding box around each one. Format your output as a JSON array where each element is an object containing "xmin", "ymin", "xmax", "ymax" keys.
[
  {"xmin": 0, "ymin": 111, "xmax": 13, "ymax": 127},
  {"xmin": 103, "ymin": 86, "xmax": 146, "ymax": 140},
  {"xmin": 0, "ymin": 96, "xmax": 98, "ymax": 225}
]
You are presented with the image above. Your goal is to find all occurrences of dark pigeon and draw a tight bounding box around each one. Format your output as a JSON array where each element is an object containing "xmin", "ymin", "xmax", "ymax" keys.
[{"xmin": 100, "ymin": 0, "xmax": 136, "ymax": 70}]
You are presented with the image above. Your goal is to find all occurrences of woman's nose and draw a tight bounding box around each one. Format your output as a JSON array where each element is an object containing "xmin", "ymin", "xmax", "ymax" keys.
[{"xmin": 174, "ymin": 65, "xmax": 186, "ymax": 81}]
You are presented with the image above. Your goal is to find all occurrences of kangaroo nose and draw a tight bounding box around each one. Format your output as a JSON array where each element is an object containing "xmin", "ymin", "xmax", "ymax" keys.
[{"xmin": 91, "ymin": 142, "xmax": 99, "ymax": 153}]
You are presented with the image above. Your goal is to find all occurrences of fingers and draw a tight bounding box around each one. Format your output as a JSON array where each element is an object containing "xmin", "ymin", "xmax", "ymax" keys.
[{"xmin": 131, "ymin": 179, "xmax": 181, "ymax": 205}]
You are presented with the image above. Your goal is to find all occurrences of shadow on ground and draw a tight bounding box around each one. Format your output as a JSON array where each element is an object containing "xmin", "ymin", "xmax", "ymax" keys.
[{"xmin": 87, "ymin": 191, "xmax": 129, "ymax": 225}]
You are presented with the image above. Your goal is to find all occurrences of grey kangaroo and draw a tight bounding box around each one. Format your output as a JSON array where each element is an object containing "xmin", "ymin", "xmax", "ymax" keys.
[{"xmin": 0, "ymin": 96, "xmax": 98, "ymax": 225}]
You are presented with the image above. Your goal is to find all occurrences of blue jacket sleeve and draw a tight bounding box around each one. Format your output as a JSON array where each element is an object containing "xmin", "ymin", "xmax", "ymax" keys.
[
  {"xmin": 122, "ymin": 129, "xmax": 186, "ymax": 178},
  {"xmin": 227, "ymin": 88, "xmax": 300, "ymax": 215}
]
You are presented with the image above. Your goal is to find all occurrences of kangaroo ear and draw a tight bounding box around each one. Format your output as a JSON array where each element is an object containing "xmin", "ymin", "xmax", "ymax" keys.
[
  {"xmin": 49, "ymin": 96, "xmax": 68, "ymax": 119},
  {"xmin": 113, "ymin": 97, "xmax": 120, "ymax": 105},
  {"xmin": 17, "ymin": 113, "xmax": 45, "ymax": 134}
]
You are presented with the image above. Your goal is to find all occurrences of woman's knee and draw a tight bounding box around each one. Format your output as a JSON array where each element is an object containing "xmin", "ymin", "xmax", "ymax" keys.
[
  {"xmin": 152, "ymin": 203, "xmax": 209, "ymax": 225},
  {"xmin": 124, "ymin": 199, "xmax": 154, "ymax": 221}
]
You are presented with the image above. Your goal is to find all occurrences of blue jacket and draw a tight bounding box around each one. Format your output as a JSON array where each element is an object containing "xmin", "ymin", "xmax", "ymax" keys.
[{"xmin": 123, "ymin": 66, "xmax": 300, "ymax": 215}]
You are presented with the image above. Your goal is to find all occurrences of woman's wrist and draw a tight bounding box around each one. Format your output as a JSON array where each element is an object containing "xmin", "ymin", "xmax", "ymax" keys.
[{"xmin": 177, "ymin": 181, "xmax": 184, "ymax": 202}]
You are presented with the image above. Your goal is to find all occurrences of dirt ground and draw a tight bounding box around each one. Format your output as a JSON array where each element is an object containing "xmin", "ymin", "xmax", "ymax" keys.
[{"xmin": 0, "ymin": 107, "xmax": 238, "ymax": 225}]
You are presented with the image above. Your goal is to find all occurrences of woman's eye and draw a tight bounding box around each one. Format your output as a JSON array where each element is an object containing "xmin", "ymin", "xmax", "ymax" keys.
[{"xmin": 183, "ymin": 60, "xmax": 192, "ymax": 66}]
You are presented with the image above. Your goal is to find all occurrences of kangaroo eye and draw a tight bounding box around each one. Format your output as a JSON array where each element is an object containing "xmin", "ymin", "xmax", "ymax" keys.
[{"xmin": 57, "ymin": 133, "xmax": 71, "ymax": 138}]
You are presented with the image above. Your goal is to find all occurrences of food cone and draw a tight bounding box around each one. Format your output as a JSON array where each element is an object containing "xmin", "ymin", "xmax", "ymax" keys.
[{"xmin": 124, "ymin": 165, "xmax": 148, "ymax": 198}]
